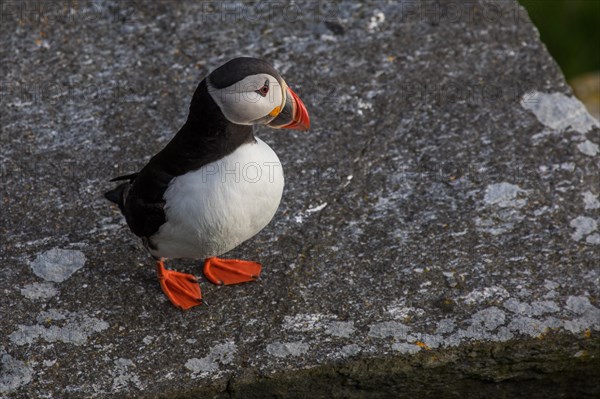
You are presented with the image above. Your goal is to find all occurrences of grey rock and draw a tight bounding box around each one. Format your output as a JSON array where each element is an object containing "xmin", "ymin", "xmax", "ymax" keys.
[{"xmin": 1, "ymin": 0, "xmax": 599, "ymax": 398}]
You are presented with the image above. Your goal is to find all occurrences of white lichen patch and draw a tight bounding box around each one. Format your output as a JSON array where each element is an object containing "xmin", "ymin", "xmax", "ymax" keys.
[
  {"xmin": 414, "ymin": 333, "xmax": 445, "ymax": 349},
  {"xmin": 374, "ymin": 291, "xmax": 600, "ymax": 348},
  {"xmin": 306, "ymin": 202, "xmax": 328, "ymax": 214},
  {"xmin": 577, "ymin": 140, "xmax": 599, "ymax": 157},
  {"xmin": 266, "ymin": 341, "xmax": 309, "ymax": 358},
  {"xmin": 558, "ymin": 162, "xmax": 576, "ymax": 172},
  {"xmin": 566, "ymin": 296, "xmax": 596, "ymax": 315},
  {"xmin": 462, "ymin": 286, "xmax": 510, "ymax": 305},
  {"xmin": 531, "ymin": 300, "xmax": 561, "ymax": 315},
  {"xmin": 507, "ymin": 316, "xmax": 550, "ymax": 337},
  {"xmin": 185, "ymin": 357, "xmax": 218, "ymax": 375},
  {"xmin": 391, "ymin": 342, "xmax": 421, "ymax": 354},
  {"xmin": 185, "ymin": 342, "xmax": 237, "ymax": 378},
  {"xmin": 483, "ymin": 182, "xmax": 527, "ymax": 208},
  {"xmin": 435, "ymin": 318, "xmax": 456, "ymax": 335},
  {"xmin": 9, "ymin": 309, "xmax": 109, "ymax": 346},
  {"xmin": 112, "ymin": 358, "xmax": 143, "ymax": 392},
  {"xmin": 338, "ymin": 344, "xmax": 361, "ymax": 358},
  {"xmin": 570, "ymin": 216, "xmax": 597, "ymax": 241},
  {"xmin": 0, "ymin": 352, "xmax": 33, "ymax": 394},
  {"xmin": 476, "ymin": 183, "xmax": 528, "ymax": 235},
  {"xmin": 474, "ymin": 217, "xmax": 516, "ymax": 235},
  {"xmin": 20, "ymin": 282, "xmax": 58, "ymax": 300},
  {"xmin": 386, "ymin": 299, "xmax": 425, "ymax": 320},
  {"xmin": 521, "ymin": 91, "xmax": 599, "ymax": 134},
  {"xmin": 468, "ymin": 296, "xmax": 598, "ymax": 338},
  {"xmin": 503, "ymin": 298, "xmax": 532, "ymax": 315},
  {"xmin": 30, "ymin": 248, "xmax": 86, "ymax": 283},
  {"xmin": 564, "ymin": 308, "xmax": 600, "ymax": 334},
  {"xmin": 586, "ymin": 233, "xmax": 600, "ymax": 245},
  {"xmin": 368, "ymin": 321, "xmax": 410, "ymax": 339},
  {"xmin": 367, "ymin": 10, "xmax": 385, "ymax": 32},
  {"xmin": 470, "ymin": 307, "xmax": 506, "ymax": 331},
  {"xmin": 282, "ymin": 313, "xmax": 355, "ymax": 338},
  {"xmin": 583, "ymin": 191, "xmax": 600, "ymax": 210},
  {"xmin": 294, "ymin": 203, "xmax": 328, "ymax": 224},
  {"xmin": 325, "ymin": 321, "xmax": 356, "ymax": 338},
  {"xmin": 282, "ymin": 313, "xmax": 329, "ymax": 332},
  {"xmin": 503, "ymin": 298, "xmax": 560, "ymax": 316}
]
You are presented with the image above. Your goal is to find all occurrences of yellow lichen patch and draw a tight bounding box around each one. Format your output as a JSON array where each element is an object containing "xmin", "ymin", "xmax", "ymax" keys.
[
  {"xmin": 415, "ymin": 341, "xmax": 430, "ymax": 350},
  {"xmin": 537, "ymin": 327, "xmax": 551, "ymax": 339}
]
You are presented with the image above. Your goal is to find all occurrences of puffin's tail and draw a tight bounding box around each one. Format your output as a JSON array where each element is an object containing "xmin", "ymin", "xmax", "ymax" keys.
[
  {"xmin": 104, "ymin": 182, "xmax": 129, "ymax": 213},
  {"xmin": 104, "ymin": 173, "xmax": 137, "ymax": 213}
]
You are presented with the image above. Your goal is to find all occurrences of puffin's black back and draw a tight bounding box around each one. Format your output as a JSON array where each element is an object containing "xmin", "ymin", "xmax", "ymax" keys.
[{"xmin": 105, "ymin": 74, "xmax": 255, "ymax": 244}]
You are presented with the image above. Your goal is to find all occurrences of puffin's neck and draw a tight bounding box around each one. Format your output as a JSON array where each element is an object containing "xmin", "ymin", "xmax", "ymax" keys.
[{"xmin": 157, "ymin": 79, "xmax": 255, "ymax": 176}]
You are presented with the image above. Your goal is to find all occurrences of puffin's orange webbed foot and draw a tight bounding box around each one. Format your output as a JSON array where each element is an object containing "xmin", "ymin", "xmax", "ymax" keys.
[
  {"xmin": 156, "ymin": 260, "xmax": 202, "ymax": 310},
  {"xmin": 203, "ymin": 257, "xmax": 262, "ymax": 285}
]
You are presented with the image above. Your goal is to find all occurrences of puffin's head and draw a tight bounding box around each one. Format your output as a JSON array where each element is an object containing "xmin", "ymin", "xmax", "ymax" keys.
[{"xmin": 206, "ymin": 57, "xmax": 310, "ymax": 131}]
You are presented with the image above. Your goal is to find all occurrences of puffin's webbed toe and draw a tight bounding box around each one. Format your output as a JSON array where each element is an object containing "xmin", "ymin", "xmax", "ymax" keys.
[
  {"xmin": 156, "ymin": 260, "xmax": 202, "ymax": 310},
  {"xmin": 203, "ymin": 257, "xmax": 262, "ymax": 286}
]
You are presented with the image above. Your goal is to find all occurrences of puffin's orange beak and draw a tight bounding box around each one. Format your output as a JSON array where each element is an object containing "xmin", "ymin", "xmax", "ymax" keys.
[
  {"xmin": 268, "ymin": 87, "xmax": 310, "ymax": 131},
  {"xmin": 282, "ymin": 87, "xmax": 310, "ymax": 131}
]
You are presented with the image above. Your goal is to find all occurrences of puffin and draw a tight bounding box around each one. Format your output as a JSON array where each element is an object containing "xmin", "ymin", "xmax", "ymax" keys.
[{"xmin": 105, "ymin": 57, "xmax": 310, "ymax": 310}]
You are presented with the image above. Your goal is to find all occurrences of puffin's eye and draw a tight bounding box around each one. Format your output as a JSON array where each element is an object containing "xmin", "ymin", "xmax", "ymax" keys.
[{"xmin": 255, "ymin": 80, "xmax": 269, "ymax": 97}]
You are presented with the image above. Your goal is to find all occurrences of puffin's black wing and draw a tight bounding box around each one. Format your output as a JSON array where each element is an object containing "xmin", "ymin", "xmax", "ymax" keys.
[
  {"xmin": 104, "ymin": 161, "xmax": 171, "ymax": 242},
  {"xmin": 121, "ymin": 161, "xmax": 173, "ymax": 240}
]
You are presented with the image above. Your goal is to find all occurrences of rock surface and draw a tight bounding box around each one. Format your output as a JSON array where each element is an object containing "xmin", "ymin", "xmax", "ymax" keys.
[{"xmin": 1, "ymin": 0, "xmax": 599, "ymax": 398}]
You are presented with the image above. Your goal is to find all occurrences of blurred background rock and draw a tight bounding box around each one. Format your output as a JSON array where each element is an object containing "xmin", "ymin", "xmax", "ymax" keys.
[{"xmin": 520, "ymin": 0, "xmax": 600, "ymax": 119}]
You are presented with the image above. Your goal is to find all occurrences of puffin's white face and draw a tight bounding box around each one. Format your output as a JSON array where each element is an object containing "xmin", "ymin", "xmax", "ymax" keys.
[{"xmin": 207, "ymin": 73, "xmax": 286, "ymax": 126}]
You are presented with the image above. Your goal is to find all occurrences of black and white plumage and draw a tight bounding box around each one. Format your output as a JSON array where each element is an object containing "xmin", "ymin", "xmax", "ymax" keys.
[
  {"xmin": 107, "ymin": 57, "xmax": 309, "ymax": 257},
  {"xmin": 105, "ymin": 57, "xmax": 309, "ymax": 309}
]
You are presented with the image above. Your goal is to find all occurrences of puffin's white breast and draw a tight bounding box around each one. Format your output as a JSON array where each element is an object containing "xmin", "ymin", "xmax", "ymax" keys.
[{"xmin": 150, "ymin": 137, "xmax": 284, "ymax": 259}]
